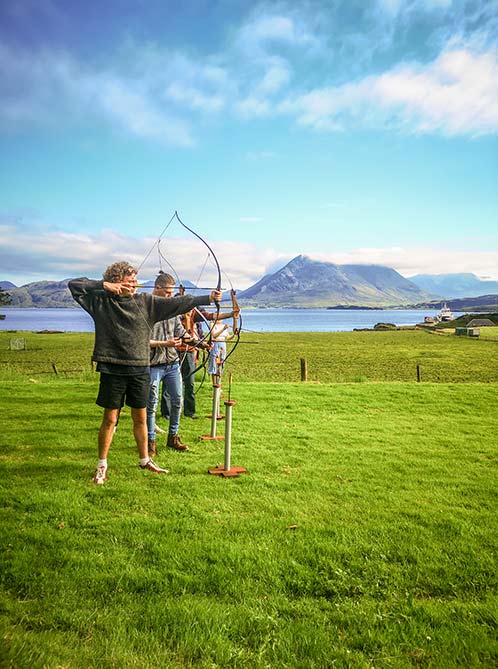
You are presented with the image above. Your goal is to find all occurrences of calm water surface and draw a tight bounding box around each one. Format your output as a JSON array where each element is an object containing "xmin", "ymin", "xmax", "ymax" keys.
[{"xmin": 0, "ymin": 307, "xmax": 459, "ymax": 333}]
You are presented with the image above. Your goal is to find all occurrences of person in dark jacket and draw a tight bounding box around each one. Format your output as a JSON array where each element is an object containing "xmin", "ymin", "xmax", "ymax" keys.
[{"xmin": 68, "ymin": 261, "xmax": 221, "ymax": 485}]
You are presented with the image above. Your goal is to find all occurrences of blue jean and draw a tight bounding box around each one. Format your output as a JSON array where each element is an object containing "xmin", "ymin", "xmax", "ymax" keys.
[
  {"xmin": 162, "ymin": 351, "xmax": 196, "ymax": 418},
  {"xmin": 208, "ymin": 342, "xmax": 226, "ymax": 375},
  {"xmin": 147, "ymin": 362, "xmax": 182, "ymax": 440}
]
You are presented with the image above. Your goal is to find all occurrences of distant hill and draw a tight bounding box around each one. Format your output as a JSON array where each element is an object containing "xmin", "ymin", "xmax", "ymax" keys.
[
  {"xmin": 409, "ymin": 294, "xmax": 498, "ymax": 312},
  {"xmin": 2, "ymin": 278, "xmax": 205, "ymax": 307},
  {"xmin": 0, "ymin": 281, "xmax": 17, "ymax": 290},
  {"xmin": 409, "ymin": 273, "xmax": 498, "ymax": 299},
  {"xmin": 238, "ymin": 255, "xmax": 434, "ymax": 307},
  {"xmin": 4, "ymin": 266, "xmax": 496, "ymax": 310},
  {"xmin": 5, "ymin": 280, "xmax": 75, "ymax": 308}
]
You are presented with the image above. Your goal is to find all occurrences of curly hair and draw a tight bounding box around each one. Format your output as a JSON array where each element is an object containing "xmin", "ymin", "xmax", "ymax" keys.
[
  {"xmin": 154, "ymin": 271, "xmax": 175, "ymax": 288},
  {"xmin": 103, "ymin": 261, "xmax": 138, "ymax": 283}
]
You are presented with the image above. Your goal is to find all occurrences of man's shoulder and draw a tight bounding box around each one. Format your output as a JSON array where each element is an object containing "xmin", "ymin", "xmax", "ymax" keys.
[{"xmin": 151, "ymin": 315, "xmax": 176, "ymax": 331}]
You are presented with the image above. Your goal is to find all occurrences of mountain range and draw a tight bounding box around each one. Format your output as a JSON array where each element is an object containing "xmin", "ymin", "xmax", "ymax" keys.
[
  {"xmin": 0, "ymin": 278, "xmax": 201, "ymax": 308},
  {"xmin": 408, "ymin": 273, "xmax": 498, "ymax": 299},
  {"xmin": 238, "ymin": 255, "xmax": 434, "ymax": 307},
  {"xmin": 1, "ymin": 280, "xmax": 75, "ymax": 308},
  {"xmin": 1, "ymin": 259, "xmax": 497, "ymax": 309}
]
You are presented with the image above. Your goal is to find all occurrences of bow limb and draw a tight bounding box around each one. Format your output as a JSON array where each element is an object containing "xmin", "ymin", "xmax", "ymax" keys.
[
  {"xmin": 194, "ymin": 349, "xmax": 208, "ymax": 395},
  {"xmin": 174, "ymin": 211, "xmax": 222, "ymax": 332},
  {"xmin": 181, "ymin": 306, "xmax": 214, "ymax": 381},
  {"xmin": 230, "ymin": 288, "xmax": 241, "ymax": 335},
  {"xmin": 223, "ymin": 285, "xmax": 242, "ymax": 365},
  {"xmin": 224, "ymin": 320, "xmax": 240, "ymax": 365},
  {"xmin": 137, "ymin": 212, "xmax": 176, "ymax": 273}
]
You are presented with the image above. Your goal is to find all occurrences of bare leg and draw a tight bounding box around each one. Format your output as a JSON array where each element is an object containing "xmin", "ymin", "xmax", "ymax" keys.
[
  {"xmin": 98, "ymin": 408, "xmax": 120, "ymax": 459},
  {"xmin": 131, "ymin": 407, "xmax": 148, "ymax": 459}
]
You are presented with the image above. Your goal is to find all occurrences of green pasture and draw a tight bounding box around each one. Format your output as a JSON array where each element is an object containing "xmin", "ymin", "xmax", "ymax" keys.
[
  {"xmin": 478, "ymin": 326, "xmax": 498, "ymax": 342},
  {"xmin": 1, "ymin": 327, "xmax": 497, "ymax": 383},
  {"xmin": 1, "ymin": 331, "xmax": 497, "ymax": 668}
]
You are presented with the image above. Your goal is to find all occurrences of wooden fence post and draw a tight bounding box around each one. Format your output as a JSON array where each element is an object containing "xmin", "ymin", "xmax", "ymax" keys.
[
  {"xmin": 416, "ymin": 365, "xmax": 421, "ymax": 383},
  {"xmin": 300, "ymin": 358, "xmax": 308, "ymax": 382}
]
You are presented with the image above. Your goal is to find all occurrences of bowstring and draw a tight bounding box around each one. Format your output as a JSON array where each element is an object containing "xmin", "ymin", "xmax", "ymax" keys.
[
  {"xmin": 183, "ymin": 253, "xmax": 217, "ymax": 390},
  {"xmin": 193, "ymin": 252, "xmax": 218, "ymax": 345},
  {"xmin": 157, "ymin": 240, "xmax": 214, "ymax": 383},
  {"xmin": 155, "ymin": 238, "xmax": 192, "ymax": 370},
  {"xmin": 137, "ymin": 213, "xmax": 176, "ymax": 272},
  {"xmin": 220, "ymin": 266, "xmax": 242, "ymax": 364},
  {"xmin": 195, "ymin": 253, "xmax": 210, "ymax": 286},
  {"xmin": 131, "ymin": 212, "xmax": 177, "ymax": 333},
  {"xmin": 131, "ymin": 212, "xmax": 222, "ymax": 389}
]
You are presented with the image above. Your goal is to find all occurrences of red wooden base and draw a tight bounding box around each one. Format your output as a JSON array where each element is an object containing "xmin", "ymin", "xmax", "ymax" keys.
[
  {"xmin": 200, "ymin": 435, "xmax": 224, "ymax": 441},
  {"xmin": 208, "ymin": 464, "xmax": 247, "ymax": 478}
]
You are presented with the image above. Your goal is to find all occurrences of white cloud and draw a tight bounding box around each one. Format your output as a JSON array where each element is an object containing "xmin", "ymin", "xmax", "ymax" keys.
[
  {"xmin": 227, "ymin": 8, "xmax": 320, "ymax": 118},
  {"xmin": 160, "ymin": 54, "xmax": 231, "ymax": 113},
  {"xmin": 237, "ymin": 13, "xmax": 316, "ymax": 50},
  {"xmin": 377, "ymin": 0, "xmax": 403, "ymax": 16},
  {"xmin": 308, "ymin": 246, "xmax": 498, "ymax": 281},
  {"xmin": 1, "ymin": 4, "xmax": 498, "ymax": 142},
  {"xmin": 2, "ymin": 222, "xmax": 498, "ymax": 288},
  {"xmin": 377, "ymin": 0, "xmax": 452, "ymax": 17},
  {"xmin": 234, "ymin": 96, "xmax": 271, "ymax": 119},
  {"xmin": 425, "ymin": 0, "xmax": 453, "ymax": 7},
  {"xmin": 246, "ymin": 15, "xmax": 295, "ymax": 42},
  {"xmin": 0, "ymin": 222, "xmax": 282, "ymax": 289},
  {"xmin": 0, "ymin": 44, "xmax": 195, "ymax": 146},
  {"xmin": 97, "ymin": 77, "xmax": 195, "ymax": 145},
  {"xmin": 255, "ymin": 57, "xmax": 291, "ymax": 95},
  {"xmin": 373, "ymin": 47, "xmax": 498, "ymax": 135},
  {"xmin": 282, "ymin": 44, "xmax": 498, "ymax": 136},
  {"xmin": 232, "ymin": 55, "xmax": 292, "ymax": 119},
  {"xmin": 165, "ymin": 82, "xmax": 225, "ymax": 113}
]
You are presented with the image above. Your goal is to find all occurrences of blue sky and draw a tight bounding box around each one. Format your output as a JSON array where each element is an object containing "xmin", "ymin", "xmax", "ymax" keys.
[{"xmin": 1, "ymin": 0, "xmax": 497, "ymax": 289}]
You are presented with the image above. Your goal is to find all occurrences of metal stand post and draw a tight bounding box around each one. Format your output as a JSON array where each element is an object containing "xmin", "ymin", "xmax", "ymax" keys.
[
  {"xmin": 208, "ymin": 400, "xmax": 247, "ymax": 477},
  {"xmin": 207, "ymin": 383, "xmax": 224, "ymax": 419},
  {"xmin": 200, "ymin": 384, "xmax": 224, "ymax": 441}
]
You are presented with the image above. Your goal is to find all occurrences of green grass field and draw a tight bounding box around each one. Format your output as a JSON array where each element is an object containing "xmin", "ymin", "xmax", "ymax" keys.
[
  {"xmin": 1, "ymin": 331, "xmax": 497, "ymax": 668},
  {"xmin": 1, "ymin": 328, "xmax": 497, "ymax": 383},
  {"xmin": 478, "ymin": 326, "xmax": 498, "ymax": 342}
]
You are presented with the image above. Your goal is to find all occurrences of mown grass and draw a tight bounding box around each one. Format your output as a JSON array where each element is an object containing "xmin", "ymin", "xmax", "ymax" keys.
[
  {"xmin": 479, "ymin": 326, "xmax": 498, "ymax": 342},
  {"xmin": 1, "ymin": 331, "xmax": 497, "ymax": 667},
  {"xmin": 1, "ymin": 328, "xmax": 497, "ymax": 383}
]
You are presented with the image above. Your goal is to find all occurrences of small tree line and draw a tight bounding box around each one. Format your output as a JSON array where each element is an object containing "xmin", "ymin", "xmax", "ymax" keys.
[{"xmin": 0, "ymin": 288, "xmax": 12, "ymax": 306}]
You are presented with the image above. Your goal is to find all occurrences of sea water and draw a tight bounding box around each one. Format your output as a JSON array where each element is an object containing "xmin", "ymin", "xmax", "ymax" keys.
[{"xmin": 0, "ymin": 307, "xmax": 457, "ymax": 333}]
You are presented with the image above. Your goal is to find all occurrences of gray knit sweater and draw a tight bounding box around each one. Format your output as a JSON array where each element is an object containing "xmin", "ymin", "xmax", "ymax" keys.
[{"xmin": 68, "ymin": 278, "xmax": 211, "ymax": 366}]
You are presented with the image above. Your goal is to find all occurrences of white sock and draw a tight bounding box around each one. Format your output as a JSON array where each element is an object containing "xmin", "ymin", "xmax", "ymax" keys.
[
  {"xmin": 98, "ymin": 459, "xmax": 107, "ymax": 468},
  {"xmin": 139, "ymin": 457, "xmax": 149, "ymax": 466}
]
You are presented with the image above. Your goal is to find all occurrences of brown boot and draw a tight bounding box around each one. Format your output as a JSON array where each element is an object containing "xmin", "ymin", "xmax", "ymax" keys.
[
  {"xmin": 148, "ymin": 439, "xmax": 157, "ymax": 456},
  {"xmin": 167, "ymin": 434, "xmax": 189, "ymax": 451}
]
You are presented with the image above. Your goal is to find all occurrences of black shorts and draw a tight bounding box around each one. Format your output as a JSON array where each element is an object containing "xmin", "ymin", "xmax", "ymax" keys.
[{"xmin": 96, "ymin": 373, "xmax": 150, "ymax": 409}]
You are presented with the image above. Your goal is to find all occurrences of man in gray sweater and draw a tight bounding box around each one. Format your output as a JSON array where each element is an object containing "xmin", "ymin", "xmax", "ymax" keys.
[{"xmin": 68, "ymin": 261, "xmax": 221, "ymax": 485}]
